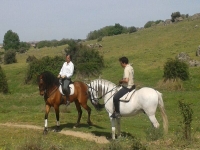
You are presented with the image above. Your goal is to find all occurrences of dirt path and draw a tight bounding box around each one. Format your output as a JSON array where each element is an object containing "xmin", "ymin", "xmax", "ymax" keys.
[{"xmin": 0, "ymin": 123, "xmax": 109, "ymax": 144}]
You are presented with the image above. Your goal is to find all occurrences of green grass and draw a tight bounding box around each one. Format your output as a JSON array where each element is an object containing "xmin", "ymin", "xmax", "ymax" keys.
[{"xmin": 1, "ymin": 18, "xmax": 200, "ymax": 149}]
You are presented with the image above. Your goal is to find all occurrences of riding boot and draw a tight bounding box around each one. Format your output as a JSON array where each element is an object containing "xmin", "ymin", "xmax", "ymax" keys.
[
  {"xmin": 111, "ymin": 100, "xmax": 121, "ymax": 118},
  {"xmin": 63, "ymin": 89, "xmax": 70, "ymax": 106}
]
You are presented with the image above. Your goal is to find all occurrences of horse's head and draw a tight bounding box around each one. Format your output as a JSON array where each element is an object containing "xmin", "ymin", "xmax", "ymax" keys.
[
  {"xmin": 37, "ymin": 71, "xmax": 59, "ymax": 96},
  {"xmin": 37, "ymin": 74, "xmax": 46, "ymax": 96}
]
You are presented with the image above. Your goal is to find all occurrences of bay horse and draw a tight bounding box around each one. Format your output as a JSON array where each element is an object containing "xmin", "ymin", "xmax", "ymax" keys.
[
  {"xmin": 37, "ymin": 71, "xmax": 93, "ymax": 134},
  {"xmin": 88, "ymin": 79, "xmax": 168, "ymax": 139}
]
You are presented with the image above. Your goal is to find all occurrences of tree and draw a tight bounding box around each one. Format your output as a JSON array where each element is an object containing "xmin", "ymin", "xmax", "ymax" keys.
[
  {"xmin": 3, "ymin": 30, "xmax": 20, "ymax": 51},
  {"xmin": 128, "ymin": 26, "xmax": 137, "ymax": 33},
  {"xmin": 65, "ymin": 43, "xmax": 104, "ymax": 78},
  {"xmin": 144, "ymin": 21, "xmax": 154, "ymax": 28},
  {"xmin": 18, "ymin": 42, "xmax": 31, "ymax": 53},
  {"xmin": 4, "ymin": 50, "xmax": 17, "ymax": 64},
  {"xmin": 171, "ymin": 11, "xmax": 181, "ymax": 22}
]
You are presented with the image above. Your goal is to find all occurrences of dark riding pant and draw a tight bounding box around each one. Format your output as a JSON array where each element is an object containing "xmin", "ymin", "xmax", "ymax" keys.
[
  {"xmin": 62, "ymin": 78, "xmax": 71, "ymax": 95},
  {"xmin": 113, "ymin": 87, "xmax": 129, "ymax": 113}
]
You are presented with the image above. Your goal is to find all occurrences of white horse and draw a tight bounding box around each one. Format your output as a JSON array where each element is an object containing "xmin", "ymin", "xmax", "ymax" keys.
[{"xmin": 88, "ymin": 79, "xmax": 168, "ymax": 139}]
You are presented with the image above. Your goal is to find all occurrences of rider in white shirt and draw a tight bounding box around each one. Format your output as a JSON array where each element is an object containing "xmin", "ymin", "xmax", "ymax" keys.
[{"xmin": 58, "ymin": 54, "xmax": 74, "ymax": 105}]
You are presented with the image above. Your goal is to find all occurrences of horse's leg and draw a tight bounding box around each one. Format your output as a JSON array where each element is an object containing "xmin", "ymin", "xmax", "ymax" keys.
[
  {"xmin": 44, "ymin": 104, "xmax": 50, "ymax": 134},
  {"xmin": 73, "ymin": 100, "xmax": 82, "ymax": 128},
  {"xmin": 148, "ymin": 115, "xmax": 160, "ymax": 129},
  {"xmin": 80, "ymin": 103, "xmax": 92, "ymax": 125},
  {"xmin": 110, "ymin": 117, "xmax": 116, "ymax": 139},
  {"xmin": 116, "ymin": 118, "xmax": 121, "ymax": 138},
  {"xmin": 53, "ymin": 105, "xmax": 60, "ymax": 132}
]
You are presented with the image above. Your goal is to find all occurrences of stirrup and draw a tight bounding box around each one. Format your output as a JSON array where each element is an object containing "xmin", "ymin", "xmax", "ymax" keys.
[{"xmin": 111, "ymin": 112, "xmax": 121, "ymax": 118}]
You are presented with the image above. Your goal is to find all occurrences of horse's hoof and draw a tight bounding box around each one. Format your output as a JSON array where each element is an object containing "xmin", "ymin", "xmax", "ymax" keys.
[
  {"xmin": 87, "ymin": 121, "xmax": 93, "ymax": 126},
  {"xmin": 53, "ymin": 129, "xmax": 60, "ymax": 132},
  {"xmin": 53, "ymin": 126, "xmax": 60, "ymax": 132},
  {"xmin": 73, "ymin": 123, "xmax": 79, "ymax": 128},
  {"xmin": 43, "ymin": 128, "xmax": 48, "ymax": 135}
]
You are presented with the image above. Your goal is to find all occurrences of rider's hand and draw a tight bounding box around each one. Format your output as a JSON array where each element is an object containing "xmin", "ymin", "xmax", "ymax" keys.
[
  {"xmin": 57, "ymin": 75, "xmax": 61, "ymax": 78},
  {"xmin": 119, "ymin": 80, "xmax": 123, "ymax": 84},
  {"xmin": 61, "ymin": 75, "xmax": 66, "ymax": 78}
]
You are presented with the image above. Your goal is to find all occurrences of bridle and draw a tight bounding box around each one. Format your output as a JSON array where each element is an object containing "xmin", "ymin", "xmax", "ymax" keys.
[{"xmin": 88, "ymin": 83, "xmax": 118, "ymax": 104}]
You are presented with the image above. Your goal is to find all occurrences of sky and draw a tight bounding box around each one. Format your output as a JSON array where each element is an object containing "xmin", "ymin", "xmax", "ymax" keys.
[{"xmin": 0, "ymin": 0, "xmax": 200, "ymax": 43}]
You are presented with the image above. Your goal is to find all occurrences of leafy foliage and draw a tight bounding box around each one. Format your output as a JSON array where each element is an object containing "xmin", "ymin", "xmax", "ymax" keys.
[
  {"xmin": 144, "ymin": 21, "xmax": 155, "ymax": 28},
  {"xmin": 36, "ymin": 39, "xmax": 81, "ymax": 49},
  {"xmin": 163, "ymin": 58, "xmax": 189, "ymax": 81},
  {"xmin": 65, "ymin": 43, "xmax": 104, "ymax": 78},
  {"xmin": 3, "ymin": 30, "xmax": 20, "ymax": 51},
  {"xmin": 4, "ymin": 50, "xmax": 17, "ymax": 64},
  {"xmin": 178, "ymin": 101, "xmax": 193, "ymax": 140},
  {"xmin": 25, "ymin": 56, "xmax": 64, "ymax": 84},
  {"xmin": 26, "ymin": 55, "xmax": 37, "ymax": 63},
  {"xmin": 87, "ymin": 23, "xmax": 130, "ymax": 40},
  {"xmin": 144, "ymin": 20, "xmax": 163, "ymax": 28},
  {"xmin": 128, "ymin": 26, "xmax": 137, "ymax": 33},
  {"xmin": 0, "ymin": 65, "xmax": 8, "ymax": 93},
  {"xmin": 18, "ymin": 42, "xmax": 31, "ymax": 53},
  {"xmin": 171, "ymin": 11, "xmax": 181, "ymax": 22}
]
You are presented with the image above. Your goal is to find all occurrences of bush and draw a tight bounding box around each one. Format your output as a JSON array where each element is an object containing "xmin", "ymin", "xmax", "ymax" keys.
[
  {"xmin": 65, "ymin": 43, "xmax": 104, "ymax": 78},
  {"xmin": 144, "ymin": 21, "xmax": 154, "ymax": 28},
  {"xmin": 163, "ymin": 58, "xmax": 189, "ymax": 81},
  {"xmin": 171, "ymin": 11, "xmax": 181, "ymax": 22},
  {"xmin": 128, "ymin": 26, "xmax": 137, "ymax": 33},
  {"xmin": 26, "ymin": 55, "xmax": 37, "ymax": 63},
  {"xmin": 4, "ymin": 50, "xmax": 17, "ymax": 64},
  {"xmin": 25, "ymin": 56, "xmax": 64, "ymax": 84},
  {"xmin": 178, "ymin": 101, "xmax": 193, "ymax": 140},
  {"xmin": 0, "ymin": 65, "xmax": 8, "ymax": 93}
]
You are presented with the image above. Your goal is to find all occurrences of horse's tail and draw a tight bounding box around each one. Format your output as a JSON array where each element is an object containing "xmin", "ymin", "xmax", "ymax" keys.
[{"xmin": 157, "ymin": 91, "xmax": 168, "ymax": 134}]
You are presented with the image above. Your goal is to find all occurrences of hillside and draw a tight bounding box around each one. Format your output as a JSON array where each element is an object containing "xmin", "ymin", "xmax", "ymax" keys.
[
  {"xmin": 0, "ymin": 17, "xmax": 200, "ymax": 149},
  {"xmin": 83, "ymin": 18, "xmax": 200, "ymax": 87}
]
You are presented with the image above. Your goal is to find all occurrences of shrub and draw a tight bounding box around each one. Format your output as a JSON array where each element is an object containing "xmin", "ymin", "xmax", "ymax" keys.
[
  {"xmin": 178, "ymin": 101, "xmax": 193, "ymax": 140},
  {"xmin": 0, "ymin": 65, "xmax": 9, "ymax": 93},
  {"xmin": 4, "ymin": 50, "xmax": 17, "ymax": 64},
  {"xmin": 163, "ymin": 58, "xmax": 189, "ymax": 81},
  {"xmin": 128, "ymin": 26, "xmax": 137, "ymax": 33},
  {"xmin": 97, "ymin": 36, "xmax": 102, "ymax": 42},
  {"xmin": 144, "ymin": 21, "xmax": 154, "ymax": 28},
  {"xmin": 171, "ymin": 11, "xmax": 181, "ymax": 22},
  {"xmin": 25, "ymin": 56, "xmax": 64, "ymax": 84},
  {"xmin": 65, "ymin": 43, "xmax": 104, "ymax": 79},
  {"xmin": 26, "ymin": 55, "xmax": 37, "ymax": 63}
]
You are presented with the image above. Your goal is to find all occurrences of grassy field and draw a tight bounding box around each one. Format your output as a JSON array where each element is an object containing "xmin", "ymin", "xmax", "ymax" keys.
[{"xmin": 0, "ymin": 18, "xmax": 200, "ymax": 149}]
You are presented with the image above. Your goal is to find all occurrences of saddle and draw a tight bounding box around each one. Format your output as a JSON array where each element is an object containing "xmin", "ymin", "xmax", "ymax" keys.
[
  {"xmin": 119, "ymin": 89, "xmax": 136, "ymax": 102},
  {"xmin": 119, "ymin": 85, "xmax": 136, "ymax": 102},
  {"xmin": 59, "ymin": 84, "xmax": 75, "ymax": 95}
]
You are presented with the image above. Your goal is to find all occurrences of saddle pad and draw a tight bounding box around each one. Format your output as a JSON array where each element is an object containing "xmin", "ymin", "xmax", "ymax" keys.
[
  {"xmin": 119, "ymin": 89, "xmax": 135, "ymax": 101},
  {"xmin": 59, "ymin": 84, "xmax": 75, "ymax": 95}
]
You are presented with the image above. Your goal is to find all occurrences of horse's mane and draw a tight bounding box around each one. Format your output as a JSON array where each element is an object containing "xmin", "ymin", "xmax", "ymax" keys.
[
  {"xmin": 40, "ymin": 71, "xmax": 59, "ymax": 87},
  {"xmin": 91, "ymin": 79, "xmax": 116, "ymax": 86}
]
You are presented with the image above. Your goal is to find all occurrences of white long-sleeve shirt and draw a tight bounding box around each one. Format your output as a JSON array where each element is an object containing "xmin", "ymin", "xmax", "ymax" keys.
[{"xmin": 59, "ymin": 61, "xmax": 74, "ymax": 78}]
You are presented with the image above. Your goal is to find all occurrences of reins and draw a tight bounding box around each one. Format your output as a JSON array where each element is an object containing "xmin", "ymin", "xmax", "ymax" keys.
[
  {"xmin": 44, "ymin": 86, "xmax": 59, "ymax": 100},
  {"xmin": 88, "ymin": 83, "xmax": 118, "ymax": 103}
]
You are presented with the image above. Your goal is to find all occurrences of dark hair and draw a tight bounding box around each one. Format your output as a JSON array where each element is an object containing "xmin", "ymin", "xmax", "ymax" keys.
[
  {"xmin": 119, "ymin": 56, "xmax": 129, "ymax": 64},
  {"xmin": 66, "ymin": 54, "xmax": 72, "ymax": 60}
]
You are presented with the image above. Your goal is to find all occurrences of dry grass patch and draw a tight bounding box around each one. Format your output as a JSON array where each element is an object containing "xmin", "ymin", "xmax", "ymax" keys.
[{"xmin": 156, "ymin": 78, "xmax": 183, "ymax": 91}]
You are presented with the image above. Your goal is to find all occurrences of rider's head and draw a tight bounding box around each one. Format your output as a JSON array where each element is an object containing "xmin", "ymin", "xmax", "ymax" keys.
[
  {"xmin": 119, "ymin": 57, "xmax": 129, "ymax": 64},
  {"xmin": 66, "ymin": 54, "xmax": 72, "ymax": 63}
]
